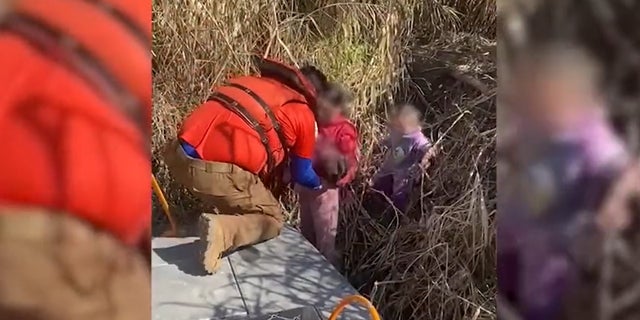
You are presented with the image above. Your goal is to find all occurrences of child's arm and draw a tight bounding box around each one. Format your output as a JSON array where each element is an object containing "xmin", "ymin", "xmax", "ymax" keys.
[
  {"xmin": 420, "ymin": 143, "xmax": 439, "ymax": 169},
  {"xmin": 416, "ymin": 138, "xmax": 438, "ymax": 170},
  {"xmin": 335, "ymin": 123, "xmax": 360, "ymax": 187},
  {"xmin": 597, "ymin": 160, "xmax": 640, "ymax": 232}
]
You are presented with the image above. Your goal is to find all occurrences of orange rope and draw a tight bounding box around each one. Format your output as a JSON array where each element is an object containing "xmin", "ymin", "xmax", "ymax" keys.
[
  {"xmin": 328, "ymin": 295, "xmax": 381, "ymax": 320},
  {"xmin": 151, "ymin": 174, "xmax": 177, "ymax": 236}
]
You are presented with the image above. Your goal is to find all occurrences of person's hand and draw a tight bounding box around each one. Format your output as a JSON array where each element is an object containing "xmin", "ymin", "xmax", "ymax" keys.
[
  {"xmin": 335, "ymin": 157, "xmax": 349, "ymax": 185},
  {"xmin": 319, "ymin": 151, "xmax": 347, "ymax": 185},
  {"xmin": 597, "ymin": 196, "xmax": 632, "ymax": 233},
  {"xmin": 420, "ymin": 144, "xmax": 440, "ymax": 169},
  {"xmin": 596, "ymin": 162, "xmax": 640, "ymax": 233}
]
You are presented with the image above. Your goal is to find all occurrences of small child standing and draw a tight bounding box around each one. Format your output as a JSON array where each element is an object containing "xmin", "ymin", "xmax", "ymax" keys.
[
  {"xmin": 294, "ymin": 84, "xmax": 359, "ymax": 266},
  {"xmin": 498, "ymin": 44, "xmax": 630, "ymax": 320},
  {"xmin": 371, "ymin": 103, "xmax": 438, "ymax": 213}
]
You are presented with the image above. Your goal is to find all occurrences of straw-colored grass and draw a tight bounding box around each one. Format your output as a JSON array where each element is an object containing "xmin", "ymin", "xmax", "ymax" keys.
[
  {"xmin": 152, "ymin": 0, "xmax": 496, "ymax": 319},
  {"xmin": 341, "ymin": 33, "xmax": 496, "ymax": 319}
]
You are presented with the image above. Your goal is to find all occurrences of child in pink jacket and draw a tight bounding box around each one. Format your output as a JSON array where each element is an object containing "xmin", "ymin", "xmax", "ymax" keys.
[{"xmin": 294, "ymin": 85, "xmax": 359, "ymax": 266}]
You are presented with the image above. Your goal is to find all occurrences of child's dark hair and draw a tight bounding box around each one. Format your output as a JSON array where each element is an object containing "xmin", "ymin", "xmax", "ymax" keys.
[
  {"xmin": 324, "ymin": 83, "xmax": 352, "ymax": 106},
  {"xmin": 300, "ymin": 65, "xmax": 352, "ymax": 115},
  {"xmin": 300, "ymin": 65, "xmax": 330, "ymax": 95}
]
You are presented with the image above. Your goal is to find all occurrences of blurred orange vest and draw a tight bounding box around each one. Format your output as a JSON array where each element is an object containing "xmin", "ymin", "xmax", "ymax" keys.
[
  {"xmin": 180, "ymin": 58, "xmax": 318, "ymax": 176},
  {"xmin": 0, "ymin": 0, "xmax": 151, "ymax": 245}
]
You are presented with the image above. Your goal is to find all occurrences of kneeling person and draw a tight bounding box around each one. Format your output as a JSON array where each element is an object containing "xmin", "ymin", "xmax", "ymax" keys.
[{"xmin": 165, "ymin": 57, "xmax": 328, "ymax": 273}]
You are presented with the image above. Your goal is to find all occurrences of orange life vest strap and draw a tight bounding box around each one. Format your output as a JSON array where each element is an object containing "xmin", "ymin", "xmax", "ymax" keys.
[
  {"xmin": 0, "ymin": 12, "xmax": 146, "ymax": 140},
  {"xmin": 208, "ymin": 92, "xmax": 277, "ymax": 172},
  {"xmin": 226, "ymin": 82, "xmax": 288, "ymax": 149},
  {"xmin": 91, "ymin": 1, "xmax": 148, "ymax": 46},
  {"xmin": 253, "ymin": 56, "xmax": 317, "ymax": 108}
]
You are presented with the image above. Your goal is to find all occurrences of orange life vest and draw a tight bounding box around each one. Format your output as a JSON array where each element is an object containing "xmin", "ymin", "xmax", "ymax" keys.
[
  {"xmin": 180, "ymin": 57, "xmax": 318, "ymax": 176},
  {"xmin": 0, "ymin": 0, "xmax": 151, "ymax": 246}
]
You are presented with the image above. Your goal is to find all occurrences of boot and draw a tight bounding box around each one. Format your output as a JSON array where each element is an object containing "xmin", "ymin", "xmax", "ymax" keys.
[{"xmin": 198, "ymin": 213, "xmax": 226, "ymax": 274}]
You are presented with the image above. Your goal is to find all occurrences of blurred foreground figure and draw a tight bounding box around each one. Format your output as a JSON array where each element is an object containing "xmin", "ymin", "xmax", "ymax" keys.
[
  {"xmin": 498, "ymin": 44, "xmax": 631, "ymax": 320},
  {"xmin": 0, "ymin": 1, "xmax": 151, "ymax": 319}
]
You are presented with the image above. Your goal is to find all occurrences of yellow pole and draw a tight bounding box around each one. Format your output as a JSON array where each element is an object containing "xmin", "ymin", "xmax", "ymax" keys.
[
  {"xmin": 328, "ymin": 295, "xmax": 381, "ymax": 320},
  {"xmin": 151, "ymin": 174, "xmax": 177, "ymax": 237}
]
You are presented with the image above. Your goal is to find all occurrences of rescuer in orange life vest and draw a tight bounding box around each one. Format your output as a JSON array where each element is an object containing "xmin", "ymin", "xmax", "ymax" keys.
[
  {"xmin": 0, "ymin": 1, "xmax": 151, "ymax": 318},
  {"xmin": 164, "ymin": 56, "xmax": 339, "ymax": 273}
]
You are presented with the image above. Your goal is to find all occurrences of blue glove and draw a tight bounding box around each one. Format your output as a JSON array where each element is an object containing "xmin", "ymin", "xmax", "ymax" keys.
[{"xmin": 290, "ymin": 155, "xmax": 322, "ymax": 190}]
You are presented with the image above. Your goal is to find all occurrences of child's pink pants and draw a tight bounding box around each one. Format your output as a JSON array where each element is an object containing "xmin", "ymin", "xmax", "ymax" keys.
[{"xmin": 294, "ymin": 184, "xmax": 340, "ymax": 265}]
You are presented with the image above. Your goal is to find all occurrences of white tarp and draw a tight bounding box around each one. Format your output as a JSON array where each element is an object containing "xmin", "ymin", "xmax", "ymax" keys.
[{"xmin": 152, "ymin": 226, "xmax": 370, "ymax": 320}]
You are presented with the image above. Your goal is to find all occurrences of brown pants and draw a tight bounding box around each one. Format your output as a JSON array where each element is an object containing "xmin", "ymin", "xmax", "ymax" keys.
[
  {"xmin": 0, "ymin": 208, "xmax": 150, "ymax": 320},
  {"xmin": 163, "ymin": 139, "xmax": 284, "ymax": 254}
]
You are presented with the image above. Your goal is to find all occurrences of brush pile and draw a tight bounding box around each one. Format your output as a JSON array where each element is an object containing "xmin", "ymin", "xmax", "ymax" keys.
[{"xmin": 341, "ymin": 33, "xmax": 496, "ymax": 319}]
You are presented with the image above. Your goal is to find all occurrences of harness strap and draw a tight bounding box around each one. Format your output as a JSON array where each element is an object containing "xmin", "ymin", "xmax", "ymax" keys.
[
  {"xmin": 227, "ymin": 82, "xmax": 288, "ymax": 149},
  {"xmin": 208, "ymin": 92, "xmax": 276, "ymax": 172},
  {"xmin": 0, "ymin": 6, "xmax": 147, "ymax": 136}
]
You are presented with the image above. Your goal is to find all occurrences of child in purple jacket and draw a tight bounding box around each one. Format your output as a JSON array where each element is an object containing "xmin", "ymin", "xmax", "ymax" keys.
[
  {"xmin": 499, "ymin": 44, "xmax": 631, "ymax": 320},
  {"xmin": 371, "ymin": 103, "xmax": 438, "ymax": 213}
]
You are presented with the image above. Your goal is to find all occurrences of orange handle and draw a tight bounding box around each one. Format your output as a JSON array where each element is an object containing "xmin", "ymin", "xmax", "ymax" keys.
[
  {"xmin": 151, "ymin": 174, "xmax": 177, "ymax": 236},
  {"xmin": 328, "ymin": 295, "xmax": 381, "ymax": 320}
]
